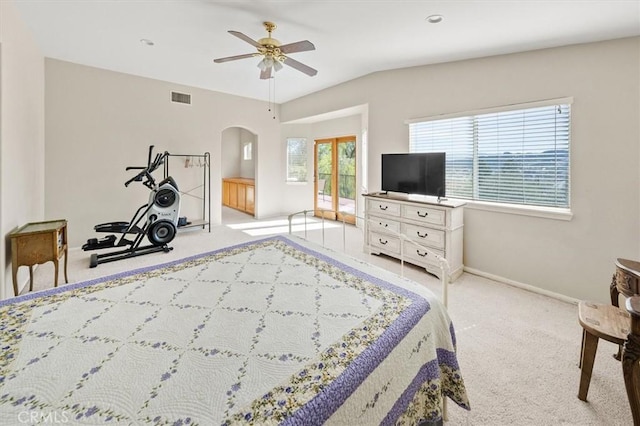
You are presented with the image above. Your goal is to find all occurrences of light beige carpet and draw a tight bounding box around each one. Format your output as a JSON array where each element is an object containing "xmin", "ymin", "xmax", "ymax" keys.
[{"xmin": 22, "ymin": 209, "xmax": 632, "ymax": 425}]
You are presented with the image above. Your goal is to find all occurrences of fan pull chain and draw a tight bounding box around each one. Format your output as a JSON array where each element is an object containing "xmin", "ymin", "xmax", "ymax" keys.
[
  {"xmin": 272, "ymin": 75, "xmax": 276, "ymax": 120},
  {"xmin": 267, "ymin": 74, "xmax": 276, "ymax": 119},
  {"xmin": 268, "ymin": 76, "xmax": 272, "ymax": 113}
]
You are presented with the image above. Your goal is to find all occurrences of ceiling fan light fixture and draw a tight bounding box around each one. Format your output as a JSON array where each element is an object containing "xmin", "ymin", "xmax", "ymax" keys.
[
  {"xmin": 215, "ymin": 21, "xmax": 317, "ymax": 79},
  {"xmin": 257, "ymin": 56, "xmax": 275, "ymax": 71}
]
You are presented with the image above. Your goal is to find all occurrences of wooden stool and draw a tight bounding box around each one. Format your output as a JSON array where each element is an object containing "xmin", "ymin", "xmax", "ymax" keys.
[{"xmin": 578, "ymin": 301, "xmax": 630, "ymax": 401}]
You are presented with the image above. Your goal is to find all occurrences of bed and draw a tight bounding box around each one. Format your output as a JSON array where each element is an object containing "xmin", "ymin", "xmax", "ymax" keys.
[{"xmin": 0, "ymin": 235, "xmax": 469, "ymax": 425}]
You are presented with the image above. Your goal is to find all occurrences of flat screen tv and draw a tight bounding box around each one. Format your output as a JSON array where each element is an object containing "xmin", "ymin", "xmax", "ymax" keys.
[{"xmin": 381, "ymin": 152, "xmax": 446, "ymax": 198}]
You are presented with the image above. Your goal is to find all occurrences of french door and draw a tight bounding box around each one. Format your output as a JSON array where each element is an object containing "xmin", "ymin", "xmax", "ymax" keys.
[{"xmin": 314, "ymin": 136, "xmax": 356, "ymax": 224}]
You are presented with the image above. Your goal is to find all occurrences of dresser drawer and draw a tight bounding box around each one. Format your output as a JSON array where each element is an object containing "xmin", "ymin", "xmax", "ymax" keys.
[
  {"xmin": 367, "ymin": 199, "xmax": 401, "ymax": 217},
  {"xmin": 401, "ymin": 223, "xmax": 445, "ymax": 249},
  {"xmin": 403, "ymin": 242, "xmax": 445, "ymax": 267},
  {"xmin": 369, "ymin": 217, "xmax": 401, "ymax": 234},
  {"xmin": 368, "ymin": 232, "xmax": 401, "ymax": 255},
  {"xmin": 402, "ymin": 205, "xmax": 445, "ymax": 226}
]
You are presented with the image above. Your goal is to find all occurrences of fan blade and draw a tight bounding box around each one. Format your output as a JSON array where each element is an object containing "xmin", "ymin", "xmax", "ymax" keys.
[
  {"xmin": 213, "ymin": 53, "xmax": 256, "ymax": 63},
  {"xmin": 229, "ymin": 30, "xmax": 262, "ymax": 48},
  {"xmin": 279, "ymin": 40, "xmax": 315, "ymax": 54},
  {"xmin": 260, "ymin": 66, "xmax": 272, "ymax": 80},
  {"xmin": 283, "ymin": 56, "xmax": 318, "ymax": 77}
]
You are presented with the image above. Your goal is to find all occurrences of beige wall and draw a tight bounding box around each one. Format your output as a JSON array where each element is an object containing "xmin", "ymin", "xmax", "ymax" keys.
[
  {"xmin": 280, "ymin": 37, "xmax": 640, "ymax": 303},
  {"xmin": 0, "ymin": 0, "xmax": 46, "ymax": 300},
  {"xmin": 45, "ymin": 59, "xmax": 281, "ymax": 248}
]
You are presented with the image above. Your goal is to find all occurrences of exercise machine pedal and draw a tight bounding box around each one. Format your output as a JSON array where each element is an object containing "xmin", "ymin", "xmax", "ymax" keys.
[{"xmin": 82, "ymin": 234, "xmax": 117, "ymax": 251}]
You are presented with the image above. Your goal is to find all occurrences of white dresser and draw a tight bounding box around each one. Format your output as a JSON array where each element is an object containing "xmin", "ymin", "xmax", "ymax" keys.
[{"xmin": 363, "ymin": 193, "xmax": 465, "ymax": 281}]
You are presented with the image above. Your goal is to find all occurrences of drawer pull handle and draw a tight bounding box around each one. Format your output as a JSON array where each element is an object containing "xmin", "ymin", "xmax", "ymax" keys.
[
  {"xmin": 417, "ymin": 211, "xmax": 428, "ymax": 218},
  {"xmin": 416, "ymin": 250, "xmax": 428, "ymax": 257},
  {"xmin": 379, "ymin": 222, "xmax": 388, "ymax": 227},
  {"xmin": 379, "ymin": 205, "xmax": 388, "ymax": 211},
  {"xmin": 379, "ymin": 239, "xmax": 388, "ymax": 245},
  {"xmin": 416, "ymin": 231, "xmax": 428, "ymax": 238}
]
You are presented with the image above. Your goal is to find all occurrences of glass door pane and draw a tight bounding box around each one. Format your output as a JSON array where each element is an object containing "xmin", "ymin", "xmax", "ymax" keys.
[
  {"xmin": 315, "ymin": 141, "xmax": 335, "ymax": 219},
  {"xmin": 337, "ymin": 139, "xmax": 356, "ymax": 224}
]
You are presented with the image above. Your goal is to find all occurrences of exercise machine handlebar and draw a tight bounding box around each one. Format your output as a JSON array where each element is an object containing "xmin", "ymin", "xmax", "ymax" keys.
[{"xmin": 123, "ymin": 145, "xmax": 170, "ymax": 188}]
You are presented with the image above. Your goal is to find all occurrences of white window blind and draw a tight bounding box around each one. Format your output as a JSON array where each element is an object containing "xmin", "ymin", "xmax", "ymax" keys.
[
  {"xmin": 409, "ymin": 103, "xmax": 570, "ymax": 208},
  {"xmin": 286, "ymin": 138, "xmax": 308, "ymax": 182}
]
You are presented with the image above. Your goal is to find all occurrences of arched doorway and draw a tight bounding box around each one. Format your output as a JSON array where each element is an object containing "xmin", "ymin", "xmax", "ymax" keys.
[{"xmin": 221, "ymin": 127, "xmax": 257, "ymax": 222}]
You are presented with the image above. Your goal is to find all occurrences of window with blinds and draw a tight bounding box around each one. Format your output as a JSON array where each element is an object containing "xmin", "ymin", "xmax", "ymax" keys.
[
  {"xmin": 409, "ymin": 102, "xmax": 571, "ymax": 208},
  {"xmin": 286, "ymin": 138, "xmax": 308, "ymax": 182}
]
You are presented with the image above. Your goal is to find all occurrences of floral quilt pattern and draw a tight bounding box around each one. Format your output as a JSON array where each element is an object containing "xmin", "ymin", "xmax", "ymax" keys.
[{"xmin": 0, "ymin": 236, "xmax": 469, "ymax": 425}]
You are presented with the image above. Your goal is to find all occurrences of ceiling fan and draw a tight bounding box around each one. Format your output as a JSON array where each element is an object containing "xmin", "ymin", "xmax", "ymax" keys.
[{"xmin": 213, "ymin": 21, "xmax": 317, "ymax": 80}]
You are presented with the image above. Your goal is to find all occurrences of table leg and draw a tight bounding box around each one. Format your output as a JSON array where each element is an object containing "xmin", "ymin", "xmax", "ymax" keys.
[
  {"xmin": 29, "ymin": 266, "xmax": 34, "ymax": 292},
  {"xmin": 63, "ymin": 249, "xmax": 69, "ymax": 283},
  {"xmin": 53, "ymin": 259, "xmax": 59, "ymax": 288},
  {"xmin": 12, "ymin": 264, "xmax": 19, "ymax": 297}
]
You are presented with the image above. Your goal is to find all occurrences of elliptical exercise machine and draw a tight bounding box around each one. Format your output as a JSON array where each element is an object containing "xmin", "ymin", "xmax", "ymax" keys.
[{"xmin": 82, "ymin": 145, "xmax": 181, "ymax": 268}]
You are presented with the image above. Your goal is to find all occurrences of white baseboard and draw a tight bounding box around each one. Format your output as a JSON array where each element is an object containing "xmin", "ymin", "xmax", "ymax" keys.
[{"xmin": 463, "ymin": 266, "xmax": 580, "ymax": 305}]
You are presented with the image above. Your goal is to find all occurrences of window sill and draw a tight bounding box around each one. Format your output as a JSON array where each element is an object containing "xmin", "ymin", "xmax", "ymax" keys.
[
  {"xmin": 286, "ymin": 181, "xmax": 308, "ymax": 185},
  {"xmin": 456, "ymin": 199, "xmax": 573, "ymax": 221}
]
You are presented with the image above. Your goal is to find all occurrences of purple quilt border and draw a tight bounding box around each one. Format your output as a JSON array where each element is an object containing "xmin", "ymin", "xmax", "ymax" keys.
[{"xmin": 277, "ymin": 236, "xmax": 439, "ymax": 425}]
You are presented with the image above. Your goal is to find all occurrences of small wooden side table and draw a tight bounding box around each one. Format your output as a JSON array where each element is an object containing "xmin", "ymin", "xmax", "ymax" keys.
[
  {"xmin": 9, "ymin": 219, "xmax": 68, "ymax": 296},
  {"xmin": 612, "ymin": 258, "xmax": 640, "ymax": 305}
]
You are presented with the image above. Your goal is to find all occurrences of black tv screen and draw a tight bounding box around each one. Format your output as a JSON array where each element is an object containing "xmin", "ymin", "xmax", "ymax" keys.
[{"xmin": 381, "ymin": 153, "xmax": 446, "ymax": 197}]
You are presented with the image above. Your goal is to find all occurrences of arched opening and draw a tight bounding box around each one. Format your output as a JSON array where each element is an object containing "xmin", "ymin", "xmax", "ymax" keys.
[{"xmin": 221, "ymin": 126, "xmax": 257, "ymax": 223}]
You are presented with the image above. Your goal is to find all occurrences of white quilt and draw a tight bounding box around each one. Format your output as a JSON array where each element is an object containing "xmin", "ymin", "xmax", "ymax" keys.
[{"xmin": 0, "ymin": 236, "xmax": 469, "ymax": 425}]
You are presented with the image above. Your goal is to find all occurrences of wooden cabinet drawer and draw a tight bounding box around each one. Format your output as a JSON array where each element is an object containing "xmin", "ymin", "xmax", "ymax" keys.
[
  {"xmin": 403, "ymin": 242, "xmax": 445, "ymax": 267},
  {"xmin": 401, "ymin": 223, "xmax": 445, "ymax": 249},
  {"xmin": 367, "ymin": 199, "xmax": 401, "ymax": 217},
  {"xmin": 369, "ymin": 232, "xmax": 401, "ymax": 255},
  {"xmin": 402, "ymin": 205, "xmax": 445, "ymax": 226}
]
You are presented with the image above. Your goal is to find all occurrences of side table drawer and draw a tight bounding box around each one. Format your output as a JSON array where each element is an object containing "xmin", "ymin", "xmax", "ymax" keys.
[
  {"xmin": 616, "ymin": 268, "xmax": 639, "ymax": 295},
  {"xmin": 15, "ymin": 233, "xmax": 54, "ymax": 265}
]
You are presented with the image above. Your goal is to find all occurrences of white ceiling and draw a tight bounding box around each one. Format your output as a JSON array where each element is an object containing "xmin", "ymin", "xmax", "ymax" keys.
[{"xmin": 12, "ymin": 0, "xmax": 640, "ymax": 103}]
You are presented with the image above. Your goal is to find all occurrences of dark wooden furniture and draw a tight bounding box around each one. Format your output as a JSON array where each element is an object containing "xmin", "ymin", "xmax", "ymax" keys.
[
  {"xmin": 577, "ymin": 301, "xmax": 630, "ymax": 401},
  {"xmin": 9, "ymin": 219, "xmax": 68, "ymax": 296},
  {"xmin": 609, "ymin": 258, "xmax": 640, "ymax": 360},
  {"xmin": 623, "ymin": 296, "xmax": 640, "ymax": 425},
  {"xmin": 611, "ymin": 258, "xmax": 640, "ymax": 306}
]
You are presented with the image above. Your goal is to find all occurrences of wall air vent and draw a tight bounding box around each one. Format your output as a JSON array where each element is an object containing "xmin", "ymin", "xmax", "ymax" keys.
[{"xmin": 171, "ymin": 91, "xmax": 191, "ymax": 105}]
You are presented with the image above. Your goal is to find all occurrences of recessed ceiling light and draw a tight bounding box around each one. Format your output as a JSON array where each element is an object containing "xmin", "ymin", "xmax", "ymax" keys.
[
  {"xmin": 140, "ymin": 39, "xmax": 155, "ymax": 46},
  {"xmin": 426, "ymin": 14, "xmax": 444, "ymax": 24}
]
